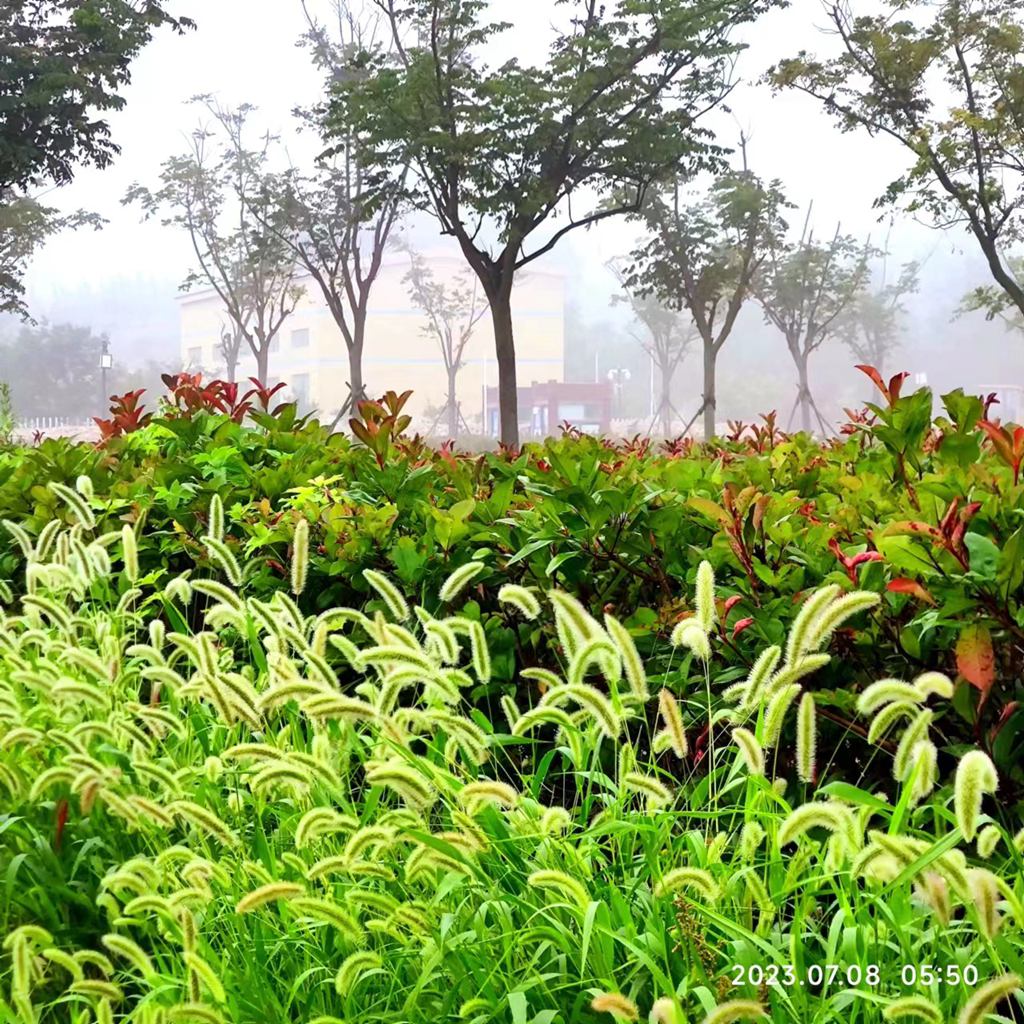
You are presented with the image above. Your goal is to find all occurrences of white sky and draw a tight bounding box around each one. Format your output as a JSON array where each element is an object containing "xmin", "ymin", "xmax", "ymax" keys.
[{"xmin": 24, "ymin": 0, "xmax": 961, "ymax": 322}]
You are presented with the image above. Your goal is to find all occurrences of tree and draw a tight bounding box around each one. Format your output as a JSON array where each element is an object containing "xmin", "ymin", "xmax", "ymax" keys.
[
  {"xmin": 608, "ymin": 259, "xmax": 695, "ymax": 437},
  {"xmin": 769, "ymin": 0, "xmax": 1024, "ymax": 321},
  {"xmin": 125, "ymin": 100, "xmax": 302, "ymax": 384},
  {"xmin": 0, "ymin": 321, "xmax": 154, "ymax": 419},
  {"xmin": 0, "ymin": 190, "xmax": 100, "ymax": 318},
  {"xmin": 327, "ymin": 0, "xmax": 779, "ymax": 446},
  {"xmin": 1, "ymin": 0, "xmax": 193, "ymax": 193},
  {"xmin": 960, "ymin": 254, "xmax": 1024, "ymax": 336},
  {"xmin": 753, "ymin": 216, "xmax": 872, "ymax": 434},
  {"xmin": 836, "ymin": 256, "xmax": 919, "ymax": 377},
  {"xmin": 623, "ymin": 166, "xmax": 789, "ymax": 439},
  {"xmin": 216, "ymin": 321, "xmax": 246, "ymax": 382},
  {"xmin": 402, "ymin": 243, "xmax": 486, "ymax": 440},
  {"xmin": 260, "ymin": 1, "xmax": 405, "ymax": 426}
]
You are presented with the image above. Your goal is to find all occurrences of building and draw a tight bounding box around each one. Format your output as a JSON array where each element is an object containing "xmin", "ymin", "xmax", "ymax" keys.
[
  {"xmin": 484, "ymin": 380, "xmax": 614, "ymax": 438},
  {"xmin": 979, "ymin": 384, "xmax": 1024, "ymax": 422},
  {"xmin": 178, "ymin": 251, "xmax": 565, "ymax": 434}
]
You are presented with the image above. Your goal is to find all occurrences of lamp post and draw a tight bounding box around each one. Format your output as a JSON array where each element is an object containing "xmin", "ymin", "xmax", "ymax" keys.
[
  {"xmin": 100, "ymin": 339, "xmax": 113, "ymax": 414},
  {"xmin": 607, "ymin": 367, "xmax": 631, "ymax": 418}
]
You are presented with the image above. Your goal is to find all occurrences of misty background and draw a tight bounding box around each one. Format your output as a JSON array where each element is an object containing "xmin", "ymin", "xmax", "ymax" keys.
[{"xmin": 5, "ymin": 0, "xmax": 1022, "ymax": 429}]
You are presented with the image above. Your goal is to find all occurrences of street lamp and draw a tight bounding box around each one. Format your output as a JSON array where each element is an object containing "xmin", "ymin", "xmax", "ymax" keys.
[
  {"xmin": 100, "ymin": 339, "xmax": 113, "ymax": 413},
  {"xmin": 602, "ymin": 368, "xmax": 626, "ymax": 415}
]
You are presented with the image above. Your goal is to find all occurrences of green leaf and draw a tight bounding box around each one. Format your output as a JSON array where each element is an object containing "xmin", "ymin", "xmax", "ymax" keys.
[
  {"xmin": 964, "ymin": 532, "xmax": 999, "ymax": 577},
  {"xmin": 389, "ymin": 536, "xmax": 427, "ymax": 583}
]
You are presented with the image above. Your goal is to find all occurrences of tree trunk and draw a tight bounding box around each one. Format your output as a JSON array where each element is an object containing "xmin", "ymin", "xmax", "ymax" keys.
[
  {"xmin": 796, "ymin": 355, "xmax": 812, "ymax": 434},
  {"xmin": 225, "ymin": 349, "xmax": 238, "ymax": 383},
  {"xmin": 255, "ymin": 344, "xmax": 269, "ymax": 387},
  {"xmin": 974, "ymin": 230, "xmax": 1024, "ymax": 320},
  {"xmin": 659, "ymin": 361, "xmax": 673, "ymax": 438},
  {"xmin": 702, "ymin": 340, "xmax": 716, "ymax": 441},
  {"xmin": 447, "ymin": 367, "xmax": 459, "ymax": 440},
  {"xmin": 488, "ymin": 285, "xmax": 518, "ymax": 448},
  {"xmin": 348, "ymin": 325, "xmax": 366, "ymax": 414}
]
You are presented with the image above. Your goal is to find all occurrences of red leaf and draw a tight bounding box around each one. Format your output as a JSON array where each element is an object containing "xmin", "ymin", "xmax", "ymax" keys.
[
  {"xmin": 723, "ymin": 594, "xmax": 743, "ymax": 615},
  {"xmin": 887, "ymin": 372, "xmax": 911, "ymax": 403},
  {"xmin": 990, "ymin": 701, "xmax": 1020, "ymax": 744},
  {"xmin": 886, "ymin": 578, "xmax": 937, "ymax": 606},
  {"xmin": 55, "ymin": 799, "xmax": 69, "ymax": 852},
  {"xmin": 732, "ymin": 617, "xmax": 754, "ymax": 639},
  {"xmin": 956, "ymin": 624, "xmax": 995, "ymax": 695},
  {"xmin": 856, "ymin": 364, "xmax": 888, "ymax": 401},
  {"xmin": 849, "ymin": 551, "xmax": 883, "ymax": 569}
]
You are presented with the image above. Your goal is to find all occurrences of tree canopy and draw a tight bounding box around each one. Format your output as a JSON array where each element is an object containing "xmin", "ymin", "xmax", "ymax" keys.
[
  {"xmin": 770, "ymin": 0, "xmax": 1024, "ymax": 319},
  {"xmin": 124, "ymin": 99, "xmax": 302, "ymax": 385},
  {"xmin": 326, "ymin": 0, "xmax": 780, "ymax": 445},
  {"xmin": 0, "ymin": 190, "xmax": 100, "ymax": 318},
  {"xmin": 624, "ymin": 167, "xmax": 789, "ymax": 438},
  {"xmin": 1, "ymin": 0, "xmax": 194, "ymax": 193}
]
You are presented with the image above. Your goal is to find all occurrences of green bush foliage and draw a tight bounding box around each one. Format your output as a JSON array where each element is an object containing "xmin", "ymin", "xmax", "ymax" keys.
[{"xmin": 0, "ymin": 375, "xmax": 1021, "ymax": 784}]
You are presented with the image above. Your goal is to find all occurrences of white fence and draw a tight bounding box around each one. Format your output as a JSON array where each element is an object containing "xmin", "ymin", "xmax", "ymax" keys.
[{"xmin": 13, "ymin": 417, "xmax": 99, "ymax": 442}]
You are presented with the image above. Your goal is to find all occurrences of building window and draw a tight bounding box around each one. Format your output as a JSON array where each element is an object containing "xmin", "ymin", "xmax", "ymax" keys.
[
  {"xmin": 186, "ymin": 346, "xmax": 202, "ymax": 367},
  {"xmin": 291, "ymin": 373, "xmax": 310, "ymax": 407},
  {"xmin": 291, "ymin": 328, "xmax": 310, "ymax": 349}
]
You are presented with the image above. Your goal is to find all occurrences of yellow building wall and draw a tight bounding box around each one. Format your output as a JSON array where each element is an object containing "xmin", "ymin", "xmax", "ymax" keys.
[{"xmin": 179, "ymin": 253, "xmax": 565, "ymax": 434}]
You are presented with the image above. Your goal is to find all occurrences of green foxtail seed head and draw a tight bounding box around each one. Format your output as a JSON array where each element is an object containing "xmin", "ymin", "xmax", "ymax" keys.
[
  {"xmin": 654, "ymin": 867, "xmax": 719, "ymax": 902},
  {"xmin": 651, "ymin": 998, "xmax": 685, "ymax": 1024},
  {"xmin": 699, "ymin": 1000, "xmax": 767, "ymax": 1024},
  {"xmin": 784, "ymin": 584, "xmax": 841, "ymax": 665},
  {"xmin": 738, "ymin": 645, "xmax": 782, "ymax": 711},
  {"xmin": 203, "ymin": 537, "xmax": 242, "ymax": 586},
  {"xmin": 658, "ymin": 689, "xmax": 688, "ymax": 757},
  {"xmin": 49, "ymin": 481, "xmax": 96, "ymax": 530},
  {"xmin": 907, "ymin": 740, "xmax": 938, "ymax": 804},
  {"xmin": 762, "ymin": 683, "xmax": 802, "ymax": 749},
  {"xmin": 856, "ymin": 678, "xmax": 923, "ymax": 715},
  {"xmin": 497, "ymin": 584, "xmax": 541, "ymax": 620},
  {"xmin": 804, "ymin": 591, "xmax": 880, "ymax": 653},
  {"xmin": 589, "ymin": 993, "xmax": 639, "ymax": 1021},
  {"xmin": 623, "ymin": 772, "xmax": 673, "ymax": 808},
  {"xmin": 739, "ymin": 821, "xmax": 766, "ymax": 861},
  {"xmin": 694, "ymin": 560, "xmax": 716, "ymax": 632},
  {"xmin": 290, "ymin": 518, "xmax": 309, "ymax": 596},
  {"xmin": 796, "ymin": 692, "xmax": 816, "ymax": 783},
  {"xmin": 969, "ymin": 868, "xmax": 1002, "ymax": 939},
  {"xmin": 673, "ymin": 621, "xmax": 711, "ymax": 661},
  {"xmin": 207, "ymin": 493, "xmax": 224, "ymax": 542},
  {"xmin": 604, "ymin": 612, "xmax": 648, "ymax": 700},
  {"xmin": 362, "ymin": 569, "xmax": 409, "ymax": 621},
  {"xmin": 976, "ymin": 825, "xmax": 1001, "ymax": 859},
  {"xmin": 956, "ymin": 974, "xmax": 1020, "ymax": 1024},
  {"xmin": 234, "ymin": 882, "xmax": 304, "ymax": 914},
  {"xmin": 439, "ymin": 561, "xmax": 485, "ymax": 603},
  {"xmin": 334, "ymin": 951, "xmax": 382, "ymax": 997},
  {"xmin": 954, "ymin": 749, "xmax": 998, "ymax": 842},
  {"xmin": 882, "ymin": 996, "xmax": 943, "ymax": 1022},
  {"xmin": 120, "ymin": 524, "xmax": 138, "ymax": 583},
  {"xmin": 914, "ymin": 671, "xmax": 954, "ymax": 699},
  {"xmin": 732, "ymin": 727, "xmax": 764, "ymax": 776},
  {"xmin": 527, "ymin": 869, "xmax": 590, "ymax": 910},
  {"xmin": 867, "ymin": 700, "xmax": 917, "ymax": 743},
  {"xmin": 914, "ymin": 872, "xmax": 951, "ymax": 927},
  {"xmin": 893, "ymin": 708, "xmax": 933, "ymax": 783}
]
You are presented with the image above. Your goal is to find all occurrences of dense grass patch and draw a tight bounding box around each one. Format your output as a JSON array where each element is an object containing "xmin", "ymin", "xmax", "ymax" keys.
[{"xmin": 0, "ymin": 480, "xmax": 1022, "ymax": 1022}]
